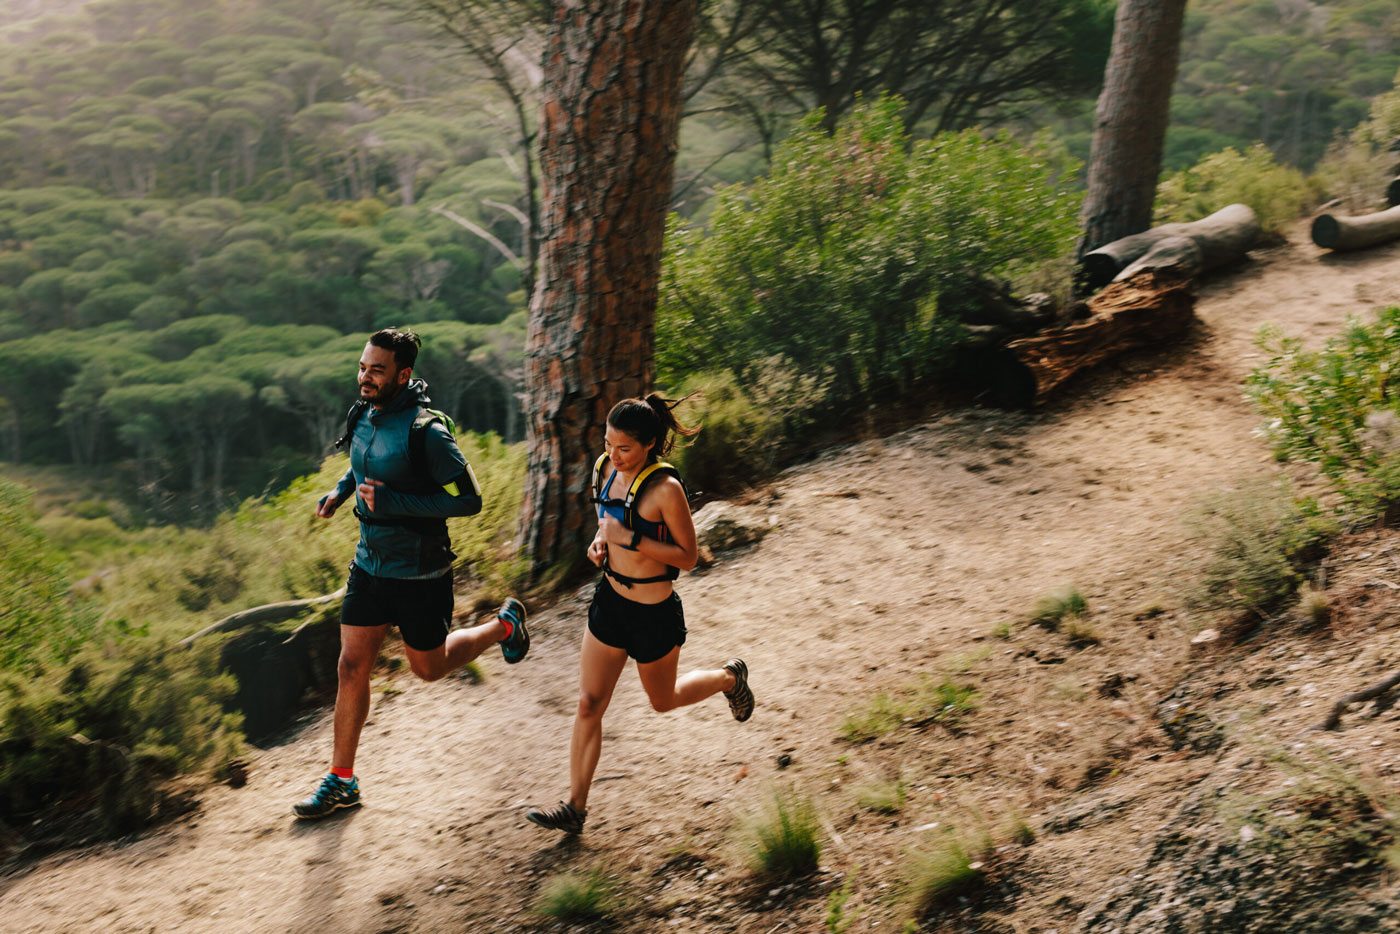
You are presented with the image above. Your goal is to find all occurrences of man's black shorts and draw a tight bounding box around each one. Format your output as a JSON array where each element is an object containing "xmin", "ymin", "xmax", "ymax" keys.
[
  {"xmin": 341, "ymin": 563, "xmax": 453, "ymax": 651},
  {"xmin": 587, "ymin": 578, "xmax": 687, "ymax": 664}
]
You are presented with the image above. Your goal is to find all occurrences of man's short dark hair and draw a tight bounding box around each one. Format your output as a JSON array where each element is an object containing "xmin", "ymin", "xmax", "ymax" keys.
[{"xmin": 369, "ymin": 327, "xmax": 422, "ymax": 370}]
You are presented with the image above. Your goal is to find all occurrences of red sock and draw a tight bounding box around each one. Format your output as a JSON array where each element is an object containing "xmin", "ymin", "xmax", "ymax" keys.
[
  {"xmin": 498, "ymin": 617, "xmax": 514, "ymax": 639},
  {"xmin": 330, "ymin": 766, "xmax": 353, "ymax": 780}
]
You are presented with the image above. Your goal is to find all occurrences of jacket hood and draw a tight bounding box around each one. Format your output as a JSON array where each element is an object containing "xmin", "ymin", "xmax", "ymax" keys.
[{"xmin": 382, "ymin": 377, "xmax": 431, "ymax": 413}]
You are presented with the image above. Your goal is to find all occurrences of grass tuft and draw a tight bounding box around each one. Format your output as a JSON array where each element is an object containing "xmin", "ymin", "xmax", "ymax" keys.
[
  {"xmin": 840, "ymin": 676, "xmax": 977, "ymax": 743},
  {"xmin": 856, "ymin": 776, "xmax": 907, "ymax": 814},
  {"xmin": 1031, "ymin": 585, "xmax": 1087, "ymax": 627},
  {"xmin": 904, "ymin": 830, "xmax": 989, "ymax": 917},
  {"xmin": 739, "ymin": 787, "xmax": 823, "ymax": 880},
  {"xmin": 534, "ymin": 867, "xmax": 616, "ymax": 922}
]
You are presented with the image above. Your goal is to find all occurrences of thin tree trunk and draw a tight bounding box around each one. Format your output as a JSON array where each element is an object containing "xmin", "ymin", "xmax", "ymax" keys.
[
  {"xmin": 520, "ymin": 0, "xmax": 698, "ymax": 581},
  {"xmin": 1077, "ymin": 0, "xmax": 1188, "ymax": 262}
]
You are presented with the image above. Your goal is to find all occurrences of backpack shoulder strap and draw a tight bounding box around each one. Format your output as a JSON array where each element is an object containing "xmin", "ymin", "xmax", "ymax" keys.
[
  {"xmin": 334, "ymin": 400, "xmax": 369, "ymax": 450},
  {"xmin": 591, "ymin": 452, "xmax": 612, "ymax": 501},
  {"xmin": 623, "ymin": 461, "xmax": 684, "ymax": 526}
]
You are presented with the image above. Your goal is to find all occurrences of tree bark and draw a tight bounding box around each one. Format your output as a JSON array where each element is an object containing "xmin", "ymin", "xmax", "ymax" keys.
[
  {"xmin": 1310, "ymin": 204, "xmax": 1400, "ymax": 251},
  {"xmin": 1000, "ymin": 270, "xmax": 1196, "ymax": 405},
  {"xmin": 520, "ymin": 0, "xmax": 698, "ymax": 581},
  {"xmin": 1077, "ymin": 0, "xmax": 1188, "ymax": 262},
  {"xmin": 1080, "ymin": 203, "xmax": 1260, "ymax": 292}
]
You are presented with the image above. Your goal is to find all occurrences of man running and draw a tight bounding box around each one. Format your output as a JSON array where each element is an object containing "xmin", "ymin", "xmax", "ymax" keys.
[{"xmin": 293, "ymin": 327, "xmax": 529, "ymax": 819}]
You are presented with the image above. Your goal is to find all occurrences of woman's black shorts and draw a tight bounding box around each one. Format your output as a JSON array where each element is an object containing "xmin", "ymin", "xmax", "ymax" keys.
[
  {"xmin": 341, "ymin": 563, "xmax": 453, "ymax": 651},
  {"xmin": 587, "ymin": 578, "xmax": 687, "ymax": 664}
]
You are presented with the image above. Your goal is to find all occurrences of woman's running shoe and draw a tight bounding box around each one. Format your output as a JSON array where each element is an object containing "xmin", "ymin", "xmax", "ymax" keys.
[
  {"xmin": 723, "ymin": 658, "xmax": 754, "ymax": 722},
  {"xmin": 526, "ymin": 800, "xmax": 586, "ymax": 834},
  {"xmin": 497, "ymin": 596, "xmax": 530, "ymax": 663},
  {"xmin": 293, "ymin": 773, "xmax": 361, "ymax": 819}
]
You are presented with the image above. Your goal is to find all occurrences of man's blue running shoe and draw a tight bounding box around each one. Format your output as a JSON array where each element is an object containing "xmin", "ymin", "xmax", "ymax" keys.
[
  {"xmin": 498, "ymin": 596, "xmax": 529, "ymax": 663},
  {"xmin": 293, "ymin": 773, "xmax": 361, "ymax": 819}
]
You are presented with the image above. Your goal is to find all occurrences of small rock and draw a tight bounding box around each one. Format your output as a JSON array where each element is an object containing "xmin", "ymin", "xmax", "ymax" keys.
[{"xmin": 776, "ymin": 753, "xmax": 792, "ymax": 769}]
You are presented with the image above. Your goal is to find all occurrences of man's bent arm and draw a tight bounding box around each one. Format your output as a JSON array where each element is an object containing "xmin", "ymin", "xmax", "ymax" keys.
[{"xmin": 371, "ymin": 420, "xmax": 482, "ymax": 518}]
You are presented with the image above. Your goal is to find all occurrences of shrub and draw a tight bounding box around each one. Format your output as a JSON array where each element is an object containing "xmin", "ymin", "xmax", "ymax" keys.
[
  {"xmin": 1184, "ymin": 478, "xmax": 1336, "ymax": 617},
  {"xmin": 658, "ymin": 95, "xmax": 1080, "ymax": 428},
  {"xmin": 0, "ymin": 478, "xmax": 98, "ymax": 673},
  {"xmin": 534, "ymin": 868, "xmax": 616, "ymax": 922},
  {"xmin": 1154, "ymin": 143, "xmax": 1308, "ymax": 238},
  {"xmin": 1248, "ymin": 309, "xmax": 1400, "ymax": 495},
  {"xmin": 0, "ymin": 642, "xmax": 242, "ymax": 840},
  {"xmin": 665, "ymin": 369, "xmax": 780, "ymax": 495},
  {"xmin": 740, "ymin": 787, "xmax": 823, "ymax": 880}
]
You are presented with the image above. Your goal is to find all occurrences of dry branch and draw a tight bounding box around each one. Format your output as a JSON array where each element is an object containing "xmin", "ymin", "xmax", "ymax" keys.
[
  {"xmin": 1313, "ymin": 669, "xmax": 1400, "ymax": 731},
  {"xmin": 176, "ymin": 588, "xmax": 345, "ymax": 647}
]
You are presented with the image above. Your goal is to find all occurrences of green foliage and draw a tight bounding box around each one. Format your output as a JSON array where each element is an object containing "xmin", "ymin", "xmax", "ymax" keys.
[
  {"xmin": 1247, "ymin": 308, "xmax": 1400, "ymax": 489},
  {"xmin": 739, "ymin": 787, "xmax": 823, "ymax": 881},
  {"xmin": 1185, "ymin": 478, "xmax": 1337, "ymax": 618},
  {"xmin": 0, "ymin": 641, "xmax": 242, "ymax": 839},
  {"xmin": 0, "ymin": 478, "xmax": 97, "ymax": 672},
  {"xmin": 533, "ymin": 867, "xmax": 617, "ymax": 922},
  {"xmin": 1154, "ymin": 144, "xmax": 1309, "ymax": 237},
  {"xmin": 841, "ymin": 676, "xmax": 977, "ymax": 743},
  {"xmin": 663, "ymin": 369, "xmax": 780, "ymax": 495},
  {"xmin": 658, "ymin": 96, "xmax": 1080, "ymax": 428},
  {"xmin": 825, "ymin": 872, "xmax": 859, "ymax": 933}
]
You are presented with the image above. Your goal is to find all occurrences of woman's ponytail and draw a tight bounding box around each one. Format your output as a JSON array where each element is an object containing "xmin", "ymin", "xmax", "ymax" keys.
[{"xmin": 608, "ymin": 392, "xmax": 701, "ymax": 461}]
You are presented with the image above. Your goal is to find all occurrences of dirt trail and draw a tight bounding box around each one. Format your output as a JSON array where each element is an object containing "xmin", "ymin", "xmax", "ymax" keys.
[{"xmin": 5, "ymin": 231, "xmax": 1400, "ymax": 933}]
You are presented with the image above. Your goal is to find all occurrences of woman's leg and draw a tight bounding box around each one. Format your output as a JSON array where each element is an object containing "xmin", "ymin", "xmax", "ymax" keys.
[
  {"xmin": 636, "ymin": 646, "xmax": 734, "ymax": 713},
  {"xmin": 569, "ymin": 630, "xmax": 628, "ymax": 811}
]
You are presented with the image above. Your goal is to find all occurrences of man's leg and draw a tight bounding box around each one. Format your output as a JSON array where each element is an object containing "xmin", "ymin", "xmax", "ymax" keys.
[
  {"xmin": 635, "ymin": 647, "xmax": 733, "ymax": 713},
  {"xmin": 332, "ymin": 623, "xmax": 389, "ymax": 771},
  {"xmin": 403, "ymin": 616, "xmax": 508, "ymax": 682}
]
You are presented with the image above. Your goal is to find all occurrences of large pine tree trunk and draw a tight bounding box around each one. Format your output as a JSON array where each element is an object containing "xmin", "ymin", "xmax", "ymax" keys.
[
  {"xmin": 520, "ymin": 0, "xmax": 698, "ymax": 581},
  {"xmin": 1077, "ymin": 0, "xmax": 1188, "ymax": 262}
]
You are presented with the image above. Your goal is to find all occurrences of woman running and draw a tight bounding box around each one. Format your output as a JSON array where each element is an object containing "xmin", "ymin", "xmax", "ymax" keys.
[{"xmin": 526, "ymin": 394, "xmax": 754, "ymax": 835}]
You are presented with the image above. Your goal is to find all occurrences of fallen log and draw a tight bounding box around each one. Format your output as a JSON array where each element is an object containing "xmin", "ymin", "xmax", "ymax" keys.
[
  {"xmin": 1000, "ymin": 270, "xmax": 1195, "ymax": 405},
  {"xmin": 1310, "ymin": 203, "xmax": 1400, "ymax": 251},
  {"xmin": 1112, "ymin": 235, "xmax": 1203, "ymax": 282},
  {"xmin": 1079, "ymin": 203, "xmax": 1260, "ymax": 293}
]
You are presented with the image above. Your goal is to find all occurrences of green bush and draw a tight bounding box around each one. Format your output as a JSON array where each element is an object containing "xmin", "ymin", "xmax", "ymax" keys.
[
  {"xmin": 0, "ymin": 478, "xmax": 98, "ymax": 673},
  {"xmin": 1154, "ymin": 143, "xmax": 1308, "ymax": 238},
  {"xmin": 1185, "ymin": 478, "xmax": 1336, "ymax": 618},
  {"xmin": 1248, "ymin": 309, "xmax": 1400, "ymax": 489},
  {"xmin": 0, "ymin": 642, "xmax": 242, "ymax": 840},
  {"xmin": 664, "ymin": 370, "xmax": 780, "ymax": 495},
  {"xmin": 658, "ymin": 96, "xmax": 1080, "ymax": 428}
]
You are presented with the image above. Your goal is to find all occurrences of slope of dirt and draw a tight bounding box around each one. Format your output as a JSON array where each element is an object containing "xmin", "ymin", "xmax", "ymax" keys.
[{"xmin": 5, "ymin": 230, "xmax": 1400, "ymax": 933}]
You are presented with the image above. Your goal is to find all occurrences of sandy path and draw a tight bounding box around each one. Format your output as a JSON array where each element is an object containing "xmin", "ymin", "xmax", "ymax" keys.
[{"xmin": 4, "ymin": 231, "xmax": 1400, "ymax": 933}]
